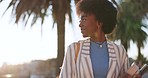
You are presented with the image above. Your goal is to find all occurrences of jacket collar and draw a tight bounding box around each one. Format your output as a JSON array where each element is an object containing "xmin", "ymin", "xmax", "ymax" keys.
[
  {"xmin": 80, "ymin": 38, "xmax": 118, "ymax": 78},
  {"xmin": 81, "ymin": 38, "xmax": 117, "ymax": 60}
]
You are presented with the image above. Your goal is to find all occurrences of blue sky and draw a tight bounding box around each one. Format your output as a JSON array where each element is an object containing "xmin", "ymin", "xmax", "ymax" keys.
[{"xmin": 0, "ymin": 0, "xmax": 147, "ymax": 66}]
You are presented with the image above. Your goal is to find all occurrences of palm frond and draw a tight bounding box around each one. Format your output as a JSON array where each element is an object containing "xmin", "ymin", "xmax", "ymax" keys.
[
  {"xmin": 67, "ymin": 0, "xmax": 72, "ymax": 23},
  {"xmin": 52, "ymin": 20, "xmax": 56, "ymax": 29},
  {"xmin": 31, "ymin": 15, "xmax": 38, "ymax": 26},
  {"xmin": 24, "ymin": 11, "xmax": 32, "ymax": 26},
  {"xmin": 0, "ymin": 0, "xmax": 3, "ymax": 2},
  {"xmin": 2, "ymin": 0, "xmax": 17, "ymax": 16},
  {"xmin": 14, "ymin": 0, "xmax": 51, "ymax": 26}
]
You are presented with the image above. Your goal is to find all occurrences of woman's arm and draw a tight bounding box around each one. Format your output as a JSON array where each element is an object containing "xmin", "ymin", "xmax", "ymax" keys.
[
  {"xmin": 121, "ymin": 47, "xmax": 142, "ymax": 78},
  {"xmin": 59, "ymin": 44, "xmax": 76, "ymax": 78}
]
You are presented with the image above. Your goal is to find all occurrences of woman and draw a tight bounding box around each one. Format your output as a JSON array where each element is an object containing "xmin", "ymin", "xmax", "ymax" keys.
[{"xmin": 59, "ymin": 0, "xmax": 141, "ymax": 78}]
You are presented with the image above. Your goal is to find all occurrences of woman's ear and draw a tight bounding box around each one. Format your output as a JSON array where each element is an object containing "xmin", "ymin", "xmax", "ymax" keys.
[{"xmin": 97, "ymin": 21, "xmax": 103, "ymax": 28}]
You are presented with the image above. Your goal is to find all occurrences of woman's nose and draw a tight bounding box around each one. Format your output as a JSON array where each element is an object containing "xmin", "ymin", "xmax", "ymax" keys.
[
  {"xmin": 79, "ymin": 20, "xmax": 83, "ymax": 27},
  {"xmin": 79, "ymin": 20, "xmax": 82, "ymax": 23},
  {"xmin": 79, "ymin": 22, "xmax": 82, "ymax": 27}
]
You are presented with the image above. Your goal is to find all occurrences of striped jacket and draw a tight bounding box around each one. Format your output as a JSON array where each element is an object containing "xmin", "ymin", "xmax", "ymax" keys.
[{"xmin": 59, "ymin": 38, "xmax": 129, "ymax": 78}]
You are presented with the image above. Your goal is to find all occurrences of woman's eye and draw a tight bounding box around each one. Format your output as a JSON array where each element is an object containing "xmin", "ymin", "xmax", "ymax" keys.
[
  {"xmin": 79, "ymin": 16, "xmax": 87, "ymax": 22},
  {"xmin": 82, "ymin": 18, "xmax": 86, "ymax": 22},
  {"xmin": 83, "ymin": 19, "xmax": 86, "ymax": 21}
]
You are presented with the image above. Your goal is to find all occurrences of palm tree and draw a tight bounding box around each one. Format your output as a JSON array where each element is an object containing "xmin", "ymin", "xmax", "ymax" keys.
[
  {"xmin": 130, "ymin": 0, "xmax": 148, "ymax": 63},
  {"xmin": 0, "ymin": 0, "xmax": 80, "ymax": 76},
  {"xmin": 110, "ymin": 0, "xmax": 148, "ymax": 64},
  {"xmin": 134, "ymin": 29, "xmax": 147, "ymax": 63}
]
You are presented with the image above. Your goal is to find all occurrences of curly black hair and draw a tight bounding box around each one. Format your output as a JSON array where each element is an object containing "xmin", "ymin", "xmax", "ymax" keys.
[{"xmin": 76, "ymin": 0, "xmax": 117, "ymax": 34}]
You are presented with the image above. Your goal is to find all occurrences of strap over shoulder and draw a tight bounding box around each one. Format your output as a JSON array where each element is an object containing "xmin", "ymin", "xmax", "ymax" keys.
[
  {"xmin": 74, "ymin": 40, "xmax": 84, "ymax": 63},
  {"xmin": 75, "ymin": 42, "xmax": 80, "ymax": 63}
]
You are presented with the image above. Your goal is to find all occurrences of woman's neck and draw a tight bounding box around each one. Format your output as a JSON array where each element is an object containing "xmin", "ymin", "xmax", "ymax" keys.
[{"xmin": 90, "ymin": 31, "xmax": 106, "ymax": 42}]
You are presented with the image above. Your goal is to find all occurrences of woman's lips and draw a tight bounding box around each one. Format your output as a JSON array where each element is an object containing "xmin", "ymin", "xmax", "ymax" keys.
[{"xmin": 81, "ymin": 29, "xmax": 85, "ymax": 33}]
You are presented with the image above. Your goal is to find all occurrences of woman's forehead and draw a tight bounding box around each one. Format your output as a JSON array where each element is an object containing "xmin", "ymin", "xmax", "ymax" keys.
[
  {"xmin": 80, "ymin": 12, "xmax": 94, "ymax": 17},
  {"xmin": 80, "ymin": 12, "xmax": 89, "ymax": 16}
]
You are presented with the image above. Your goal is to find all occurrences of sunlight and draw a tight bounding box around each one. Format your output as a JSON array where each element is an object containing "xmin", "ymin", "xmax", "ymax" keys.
[
  {"xmin": 5, "ymin": 74, "xmax": 12, "ymax": 78},
  {"xmin": 0, "ymin": 22, "xmax": 57, "ymax": 67}
]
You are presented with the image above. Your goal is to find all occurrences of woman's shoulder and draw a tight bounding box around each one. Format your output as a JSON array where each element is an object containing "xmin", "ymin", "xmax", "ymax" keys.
[
  {"xmin": 107, "ymin": 41, "xmax": 125, "ymax": 48},
  {"xmin": 107, "ymin": 41, "xmax": 126, "ymax": 54}
]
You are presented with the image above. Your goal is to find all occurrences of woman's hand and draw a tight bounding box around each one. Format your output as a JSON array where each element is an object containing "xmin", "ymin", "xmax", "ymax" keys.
[
  {"xmin": 123, "ymin": 73, "xmax": 132, "ymax": 78},
  {"xmin": 133, "ymin": 74, "xmax": 142, "ymax": 78},
  {"xmin": 123, "ymin": 73, "xmax": 142, "ymax": 78}
]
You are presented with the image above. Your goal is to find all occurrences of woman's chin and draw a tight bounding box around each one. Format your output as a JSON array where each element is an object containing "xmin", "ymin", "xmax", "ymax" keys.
[{"xmin": 82, "ymin": 35, "xmax": 88, "ymax": 37}]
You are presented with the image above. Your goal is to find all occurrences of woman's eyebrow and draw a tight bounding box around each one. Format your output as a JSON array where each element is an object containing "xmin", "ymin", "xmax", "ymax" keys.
[{"xmin": 81, "ymin": 15, "xmax": 87, "ymax": 19}]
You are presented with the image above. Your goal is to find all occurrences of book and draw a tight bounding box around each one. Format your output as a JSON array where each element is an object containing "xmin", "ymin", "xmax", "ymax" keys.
[
  {"xmin": 137, "ymin": 64, "xmax": 147, "ymax": 75},
  {"xmin": 127, "ymin": 62, "xmax": 147, "ymax": 77},
  {"xmin": 127, "ymin": 62, "xmax": 139, "ymax": 76}
]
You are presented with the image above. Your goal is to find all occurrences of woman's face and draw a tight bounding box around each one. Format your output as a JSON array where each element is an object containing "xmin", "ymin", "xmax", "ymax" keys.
[{"xmin": 79, "ymin": 13, "xmax": 99, "ymax": 37}]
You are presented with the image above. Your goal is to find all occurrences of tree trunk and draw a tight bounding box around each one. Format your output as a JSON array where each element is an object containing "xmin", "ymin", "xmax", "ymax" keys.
[
  {"xmin": 54, "ymin": 0, "xmax": 66, "ymax": 76},
  {"xmin": 137, "ymin": 42, "xmax": 142, "ymax": 62},
  {"xmin": 56, "ymin": 16, "xmax": 65, "ymax": 76},
  {"xmin": 121, "ymin": 41, "xmax": 128, "ymax": 52}
]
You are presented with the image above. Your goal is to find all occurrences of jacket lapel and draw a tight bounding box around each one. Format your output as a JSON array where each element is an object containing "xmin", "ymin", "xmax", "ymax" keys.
[
  {"xmin": 80, "ymin": 39, "xmax": 94, "ymax": 78},
  {"xmin": 106, "ymin": 41, "xmax": 118, "ymax": 78}
]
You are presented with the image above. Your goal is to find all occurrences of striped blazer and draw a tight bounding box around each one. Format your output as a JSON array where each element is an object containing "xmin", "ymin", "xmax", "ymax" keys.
[{"xmin": 59, "ymin": 38, "xmax": 129, "ymax": 78}]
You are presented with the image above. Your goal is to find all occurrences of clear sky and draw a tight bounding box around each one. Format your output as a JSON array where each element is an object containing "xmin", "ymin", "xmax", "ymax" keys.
[{"xmin": 0, "ymin": 0, "xmax": 148, "ymax": 67}]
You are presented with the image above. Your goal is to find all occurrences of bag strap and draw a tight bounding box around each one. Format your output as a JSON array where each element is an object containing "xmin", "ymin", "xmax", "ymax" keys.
[{"xmin": 75, "ymin": 43, "xmax": 80, "ymax": 63}]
